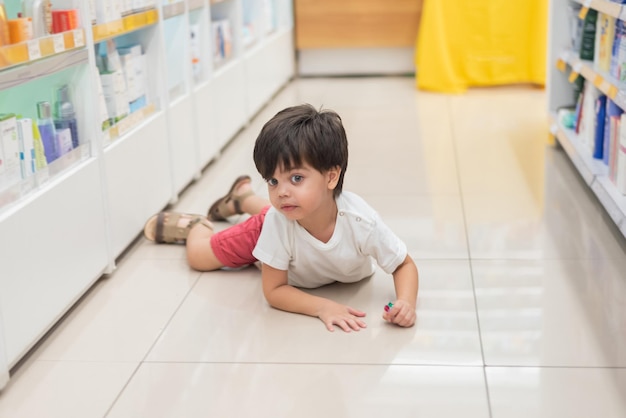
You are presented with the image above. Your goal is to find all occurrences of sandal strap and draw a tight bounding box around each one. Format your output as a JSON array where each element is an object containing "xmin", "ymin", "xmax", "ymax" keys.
[
  {"xmin": 155, "ymin": 212, "xmax": 166, "ymax": 243},
  {"xmin": 188, "ymin": 217, "xmax": 214, "ymax": 231},
  {"xmin": 158, "ymin": 212, "xmax": 208, "ymax": 244},
  {"xmin": 207, "ymin": 175, "xmax": 252, "ymax": 221},
  {"xmin": 232, "ymin": 191, "xmax": 255, "ymax": 215}
]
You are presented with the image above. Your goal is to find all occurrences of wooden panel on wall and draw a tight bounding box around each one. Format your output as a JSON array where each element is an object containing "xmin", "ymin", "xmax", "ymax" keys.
[{"xmin": 295, "ymin": 0, "xmax": 423, "ymax": 49}]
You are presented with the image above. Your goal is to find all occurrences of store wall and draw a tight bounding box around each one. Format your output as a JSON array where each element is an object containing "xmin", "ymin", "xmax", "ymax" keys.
[{"xmin": 294, "ymin": 0, "xmax": 423, "ymax": 75}]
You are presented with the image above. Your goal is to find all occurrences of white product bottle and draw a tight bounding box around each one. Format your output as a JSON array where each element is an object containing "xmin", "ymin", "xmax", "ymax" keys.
[{"xmin": 25, "ymin": 0, "xmax": 52, "ymax": 38}]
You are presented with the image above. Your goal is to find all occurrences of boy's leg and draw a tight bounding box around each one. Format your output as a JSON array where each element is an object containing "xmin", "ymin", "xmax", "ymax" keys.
[
  {"xmin": 192, "ymin": 205, "xmax": 271, "ymax": 271},
  {"xmin": 186, "ymin": 222, "xmax": 224, "ymax": 271},
  {"xmin": 240, "ymin": 192, "xmax": 270, "ymax": 215},
  {"xmin": 143, "ymin": 212, "xmax": 222, "ymax": 271}
]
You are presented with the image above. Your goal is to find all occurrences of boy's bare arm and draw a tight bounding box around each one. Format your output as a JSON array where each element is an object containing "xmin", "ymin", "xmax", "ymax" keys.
[
  {"xmin": 384, "ymin": 255, "xmax": 419, "ymax": 327},
  {"xmin": 261, "ymin": 263, "xmax": 367, "ymax": 332}
]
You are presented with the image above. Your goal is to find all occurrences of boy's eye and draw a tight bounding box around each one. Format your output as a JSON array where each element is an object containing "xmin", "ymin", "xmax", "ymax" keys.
[
  {"xmin": 291, "ymin": 175, "xmax": 303, "ymax": 183},
  {"xmin": 267, "ymin": 178, "xmax": 278, "ymax": 186}
]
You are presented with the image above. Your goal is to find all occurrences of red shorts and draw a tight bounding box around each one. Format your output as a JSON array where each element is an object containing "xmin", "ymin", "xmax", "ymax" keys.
[{"xmin": 210, "ymin": 205, "xmax": 271, "ymax": 268}]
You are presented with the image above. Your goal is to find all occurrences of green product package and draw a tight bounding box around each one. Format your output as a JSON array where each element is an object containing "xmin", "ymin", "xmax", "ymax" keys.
[{"xmin": 579, "ymin": 9, "xmax": 598, "ymax": 61}]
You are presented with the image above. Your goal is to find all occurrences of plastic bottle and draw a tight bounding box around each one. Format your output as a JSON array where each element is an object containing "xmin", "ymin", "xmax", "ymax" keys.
[
  {"xmin": 54, "ymin": 85, "xmax": 79, "ymax": 148},
  {"xmin": 0, "ymin": 0, "xmax": 10, "ymax": 46},
  {"xmin": 7, "ymin": 14, "xmax": 33, "ymax": 44},
  {"xmin": 25, "ymin": 0, "xmax": 51, "ymax": 38},
  {"xmin": 36, "ymin": 101, "xmax": 57, "ymax": 163}
]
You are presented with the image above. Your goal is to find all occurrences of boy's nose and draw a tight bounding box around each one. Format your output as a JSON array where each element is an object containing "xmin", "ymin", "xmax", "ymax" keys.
[{"xmin": 277, "ymin": 183, "xmax": 290, "ymax": 197}]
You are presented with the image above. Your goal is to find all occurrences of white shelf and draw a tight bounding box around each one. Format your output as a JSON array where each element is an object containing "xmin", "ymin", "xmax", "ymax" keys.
[
  {"xmin": 592, "ymin": 175, "xmax": 626, "ymax": 228},
  {"xmin": 0, "ymin": 48, "xmax": 89, "ymax": 90},
  {"xmin": 189, "ymin": 0, "xmax": 205, "ymax": 11},
  {"xmin": 0, "ymin": 159, "xmax": 108, "ymax": 367},
  {"xmin": 552, "ymin": 120, "xmax": 603, "ymax": 185},
  {"xmin": 559, "ymin": 49, "xmax": 626, "ymax": 109},
  {"xmin": 0, "ymin": 29, "xmax": 87, "ymax": 72},
  {"xmin": 244, "ymin": 28, "xmax": 294, "ymax": 117},
  {"xmin": 548, "ymin": 0, "xmax": 626, "ymax": 241},
  {"xmin": 572, "ymin": 0, "xmax": 626, "ymax": 20},
  {"xmin": 550, "ymin": 117, "xmax": 626, "ymax": 239},
  {"xmin": 0, "ymin": 0, "xmax": 295, "ymax": 387},
  {"xmin": 163, "ymin": 1, "xmax": 186, "ymax": 19}
]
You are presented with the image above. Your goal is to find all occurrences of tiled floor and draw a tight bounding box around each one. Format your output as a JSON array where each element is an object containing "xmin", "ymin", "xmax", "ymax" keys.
[{"xmin": 1, "ymin": 77, "xmax": 626, "ymax": 417}]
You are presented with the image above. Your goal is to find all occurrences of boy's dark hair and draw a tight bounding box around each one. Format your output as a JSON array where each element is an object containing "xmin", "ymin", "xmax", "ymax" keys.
[{"xmin": 253, "ymin": 104, "xmax": 348, "ymax": 198}]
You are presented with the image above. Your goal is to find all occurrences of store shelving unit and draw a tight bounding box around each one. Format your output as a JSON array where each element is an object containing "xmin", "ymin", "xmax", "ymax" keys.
[
  {"xmin": 0, "ymin": 0, "xmax": 294, "ymax": 387},
  {"xmin": 547, "ymin": 0, "xmax": 626, "ymax": 239}
]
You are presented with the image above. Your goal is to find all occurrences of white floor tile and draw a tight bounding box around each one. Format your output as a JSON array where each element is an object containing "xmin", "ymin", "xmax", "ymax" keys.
[
  {"xmin": 0, "ymin": 361, "xmax": 136, "ymax": 418},
  {"xmin": 464, "ymin": 150, "xmax": 626, "ymax": 260},
  {"xmin": 107, "ymin": 363, "xmax": 490, "ymax": 418},
  {"xmin": 487, "ymin": 367, "xmax": 626, "ymax": 418},
  {"xmin": 474, "ymin": 259, "xmax": 626, "ymax": 367},
  {"xmin": 366, "ymin": 194, "xmax": 469, "ymax": 259},
  {"xmin": 31, "ymin": 258, "xmax": 201, "ymax": 362},
  {"xmin": 145, "ymin": 260, "xmax": 482, "ymax": 366}
]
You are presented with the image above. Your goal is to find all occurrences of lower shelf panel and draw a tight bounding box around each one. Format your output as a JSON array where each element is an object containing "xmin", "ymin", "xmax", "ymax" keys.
[
  {"xmin": 0, "ymin": 159, "xmax": 109, "ymax": 366},
  {"xmin": 552, "ymin": 118, "xmax": 626, "ymax": 239},
  {"xmin": 104, "ymin": 112, "xmax": 173, "ymax": 258}
]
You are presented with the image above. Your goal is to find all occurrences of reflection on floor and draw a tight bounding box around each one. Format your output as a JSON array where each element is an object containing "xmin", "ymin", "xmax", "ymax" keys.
[{"xmin": 1, "ymin": 78, "xmax": 625, "ymax": 418}]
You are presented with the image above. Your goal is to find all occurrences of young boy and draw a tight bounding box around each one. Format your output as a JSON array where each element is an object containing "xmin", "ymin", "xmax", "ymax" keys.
[{"xmin": 144, "ymin": 104, "xmax": 419, "ymax": 332}]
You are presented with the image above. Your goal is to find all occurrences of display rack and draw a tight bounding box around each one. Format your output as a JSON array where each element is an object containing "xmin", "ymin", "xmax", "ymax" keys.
[
  {"xmin": 547, "ymin": 0, "xmax": 626, "ymax": 239},
  {"xmin": 0, "ymin": 0, "xmax": 294, "ymax": 388}
]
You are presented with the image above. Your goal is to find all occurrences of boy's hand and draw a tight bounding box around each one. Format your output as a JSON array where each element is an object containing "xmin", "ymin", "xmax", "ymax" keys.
[
  {"xmin": 317, "ymin": 300, "xmax": 367, "ymax": 332},
  {"xmin": 382, "ymin": 299, "xmax": 416, "ymax": 327}
]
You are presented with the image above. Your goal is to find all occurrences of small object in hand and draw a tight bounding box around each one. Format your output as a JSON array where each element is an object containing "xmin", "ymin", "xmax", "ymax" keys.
[{"xmin": 384, "ymin": 302, "xmax": 394, "ymax": 312}]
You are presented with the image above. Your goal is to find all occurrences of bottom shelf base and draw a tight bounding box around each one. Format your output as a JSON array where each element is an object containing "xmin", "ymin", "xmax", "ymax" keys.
[{"xmin": 551, "ymin": 117, "xmax": 626, "ymax": 240}]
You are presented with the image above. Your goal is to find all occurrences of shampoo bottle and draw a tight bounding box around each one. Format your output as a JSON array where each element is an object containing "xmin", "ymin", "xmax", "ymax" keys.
[
  {"xmin": 36, "ymin": 101, "xmax": 57, "ymax": 163},
  {"xmin": 54, "ymin": 85, "xmax": 79, "ymax": 148}
]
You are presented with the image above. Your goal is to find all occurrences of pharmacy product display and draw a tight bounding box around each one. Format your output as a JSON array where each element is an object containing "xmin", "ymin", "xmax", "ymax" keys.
[
  {"xmin": 548, "ymin": 0, "xmax": 626, "ymax": 239},
  {"xmin": 0, "ymin": 0, "xmax": 294, "ymax": 389}
]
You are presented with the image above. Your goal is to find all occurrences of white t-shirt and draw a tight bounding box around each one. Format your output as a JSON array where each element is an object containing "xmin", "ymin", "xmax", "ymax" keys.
[{"xmin": 252, "ymin": 191, "xmax": 407, "ymax": 288}]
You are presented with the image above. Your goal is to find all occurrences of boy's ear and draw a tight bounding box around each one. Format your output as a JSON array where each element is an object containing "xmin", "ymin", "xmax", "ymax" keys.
[{"xmin": 327, "ymin": 166, "xmax": 341, "ymax": 190}]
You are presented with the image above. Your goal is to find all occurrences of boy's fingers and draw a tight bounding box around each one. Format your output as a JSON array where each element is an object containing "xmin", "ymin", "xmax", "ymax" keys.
[
  {"xmin": 349, "ymin": 318, "xmax": 367, "ymax": 330},
  {"xmin": 395, "ymin": 310, "xmax": 416, "ymax": 327},
  {"xmin": 348, "ymin": 307, "xmax": 366, "ymax": 317},
  {"xmin": 337, "ymin": 321, "xmax": 352, "ymax": 332},
  {"xmin": 348, "ymin": 320, "xmax": 361, "ymax": 331},
  {"xmin": 391, "ymin": 309, "xmax": 405, "ymax": 324},
  {"xmin": 383, "ymin": 305, "xmax": 416, "ymax": 327}
]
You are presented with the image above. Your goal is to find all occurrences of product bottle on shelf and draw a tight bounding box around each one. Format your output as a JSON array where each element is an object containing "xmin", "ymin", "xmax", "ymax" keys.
[
  {"xmin": 26, "ymin": 0, "xmax": 52, "ymax": 38},
  {"xmin": 16, "ymin": 118, "xmax": 36, "ymax": 178},
  {"xmin": 7, "ymin": 14, "xmax": 33, "ymax": 44},
  {"xmin": 30, "ymin": 118, "xmax": 48, "ymax": 170},
  {"xmin": 0, "ymin": 0, "xmax": 10, "ymax": 46},
  {"xmin": 36, "ymin": 101, "xmax": 57, "ymax": 163},
  {"xmin": 54, "ymin": 85, "xmax": 79, "ymax": 148}
]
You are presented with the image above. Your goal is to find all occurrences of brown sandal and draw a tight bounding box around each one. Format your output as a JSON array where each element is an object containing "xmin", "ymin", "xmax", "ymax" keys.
[
  {"xmin": 207, "ymin": 175, "xmax": 254, "ymax": 221},
  {"xmin": 143, "ymin": 212, "xmax": 213, "ymax": 244}
]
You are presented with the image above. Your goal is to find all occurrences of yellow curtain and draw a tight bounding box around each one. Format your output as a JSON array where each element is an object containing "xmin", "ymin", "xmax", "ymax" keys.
[{"xmin": 416, "ymin": 0, "xmax": 547, "ymax": 93}]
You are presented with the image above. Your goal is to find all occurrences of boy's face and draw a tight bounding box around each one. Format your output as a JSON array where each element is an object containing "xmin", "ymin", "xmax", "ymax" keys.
[{"xmin": 266, "ymin": 162, "xmax": 340, "ymax": 222}]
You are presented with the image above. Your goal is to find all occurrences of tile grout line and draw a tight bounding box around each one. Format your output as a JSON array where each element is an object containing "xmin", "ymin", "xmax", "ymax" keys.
[
  {"xmin": 101, "ymin": 271, "xmax": 204, "ymax": 418},
  {"xmin": 445, "ymin": 96, "xmax": 494, "ymax": 418},
  {"xmin": 100, "ymin": 107, "xmax": 272, "ymax": 416}
]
